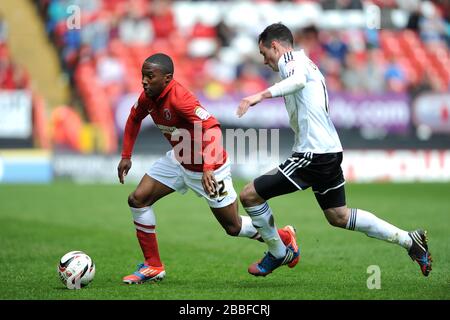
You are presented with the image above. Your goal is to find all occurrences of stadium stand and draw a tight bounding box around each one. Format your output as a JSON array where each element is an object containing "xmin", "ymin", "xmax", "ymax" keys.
[
  {"xmin": 0, "ymin": 14, "xmax": 50, "ymax": 149},
  {"xmin": 0, "ymin": 29, "xmax": 31, "ymax": 90},
  {"xmin": 28, "ymin": 0, "xmax": 450, "ymax": 154}
]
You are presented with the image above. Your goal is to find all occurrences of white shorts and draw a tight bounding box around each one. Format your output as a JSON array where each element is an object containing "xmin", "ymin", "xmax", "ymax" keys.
[{"xmin": 147, "ymin": 150, "xmax": 237, "ymax": 208}]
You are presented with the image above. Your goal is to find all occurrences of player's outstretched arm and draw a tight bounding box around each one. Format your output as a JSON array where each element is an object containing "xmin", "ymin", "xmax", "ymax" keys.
[
  {"xmin": 236, "ymin": 89, "xmax": 272, "ymax": 118},
  {"xmin": 118, "ymin": 99, "xmax": 146, "ymax": 184},
  {"xmin": 117, "ymin": 158, "xmax": 132, "ymax": 184}
]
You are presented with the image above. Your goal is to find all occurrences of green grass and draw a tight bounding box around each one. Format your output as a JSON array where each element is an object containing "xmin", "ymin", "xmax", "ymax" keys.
[{"xmin": 0, "ymin": 181, "xmax": 449, "ymax": 300}]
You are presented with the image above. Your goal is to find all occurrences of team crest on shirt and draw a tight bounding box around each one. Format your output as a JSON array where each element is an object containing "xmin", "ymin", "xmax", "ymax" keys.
[
  {"xmin": 163, "ymin": 108, "xmax": 171, "ymax": 120},
  {"xmin": 195, "ymin": 106, "xmax": 210, "ymax": 120}
]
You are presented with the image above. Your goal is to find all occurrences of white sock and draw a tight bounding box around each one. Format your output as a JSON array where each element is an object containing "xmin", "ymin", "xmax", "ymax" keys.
[
  {"xmin": 238, "ymin": 215, "xmax": 261, "ymax": 240},
  {"xmin": 244, "ymin": 202, "xmax": 286, "ymax": 258},
  {"xmin": 347, "ymin": 208, "xmax": 412, "ymax": 249},
  {"xmin": 130, "ymin": 206, "xmax": 156, "ymax": 233}
]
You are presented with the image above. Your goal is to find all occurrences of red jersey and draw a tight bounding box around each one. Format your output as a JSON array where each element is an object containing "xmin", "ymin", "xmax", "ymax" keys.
[{"xmin": 121, "ymin": 79, "xmax": 227, "ymax": 172}]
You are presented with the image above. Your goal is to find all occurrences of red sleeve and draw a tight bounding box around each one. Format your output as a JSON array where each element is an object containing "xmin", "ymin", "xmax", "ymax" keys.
[
  {"xmin": 176, "ymin": 92, "xmax": 223, "ymax": 171},
  {"xmin": 173, "ymin": 91, "xmax": 219, "ymax": 130},
  {"xmin": 202, "ymin": 126, "xmax": 225, "ymax": 171},
  {"xmin": 121, "ymin": 92, "xmax": 149, "ymax": 159},
  {"xmin": 172, "ymin": 88, "xmax": 223, "ymax": 171}
]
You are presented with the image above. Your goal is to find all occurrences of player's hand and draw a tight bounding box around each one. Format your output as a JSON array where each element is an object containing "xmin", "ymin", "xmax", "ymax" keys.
[
  {"xmin": 118, "ymin": 158, "xmax": 132, "ymax": 184},
  {"xmin": 202, "ymin": 170, "xmax": 218, "ymax": 197},
  {"xmin": 236, "ymin": 93, "xmax": 263, "ymax": 118}
]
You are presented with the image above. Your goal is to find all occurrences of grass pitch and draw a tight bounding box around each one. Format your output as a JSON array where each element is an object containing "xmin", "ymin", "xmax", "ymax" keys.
[{"xmin": 0, "ymin": 181, "xmax": 449, "ymax": 300}]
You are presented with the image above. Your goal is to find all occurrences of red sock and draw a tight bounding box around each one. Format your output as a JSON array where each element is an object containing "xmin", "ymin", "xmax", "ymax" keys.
[
  {"xmin": 278, "ymin": 228, "xmax": 290, "ymax": 245},
  {"xmin": 136, "ymin": 230, "xmax": 162, "ymax": 267}
]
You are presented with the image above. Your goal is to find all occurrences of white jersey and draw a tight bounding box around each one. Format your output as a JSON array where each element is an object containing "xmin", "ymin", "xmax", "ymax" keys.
[{"xmin": 271, "ymin": 50, "xmax": 343, "ymax": 154}]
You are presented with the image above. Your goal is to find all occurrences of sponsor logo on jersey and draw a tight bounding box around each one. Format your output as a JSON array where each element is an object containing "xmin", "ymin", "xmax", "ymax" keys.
[
  {"xmin": 163, "ymin": 108, "xmax": 171, "ymax": 120},
  {"xmin": 195, "ymin": 106, "xmax": 211, "ymax": 120},
  {"xmin": 156, "ymin": 124, "xmax": 178, "ymax": 135}
]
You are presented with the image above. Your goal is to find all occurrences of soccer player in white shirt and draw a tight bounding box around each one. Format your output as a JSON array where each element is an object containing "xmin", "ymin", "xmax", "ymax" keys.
[{"xmin": 237, "ymin": 23, "xmax": 432, "ymax": 277}]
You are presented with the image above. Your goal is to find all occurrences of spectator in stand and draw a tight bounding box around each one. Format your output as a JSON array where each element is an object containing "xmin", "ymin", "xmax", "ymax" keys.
[
  {"xmin": 0, "ymin": 54, "xmax": 15, "ymax": 89},
  {"xmin": 96, "ymin": 48, "xmax": 125, "ymax": 86},
  {"xmin": 61, "ymin": 26, "xmax": 82, "ymax": 73},
  {"xmin": 203, "ymin": 50, "xmax": 236, "ymax": 98},
  {"xmin": 341, "ymin": 50, "xmax": 367, "ymax": 94},
  {"xmin": 362, "ymin": 48, "xmax": 386, "ymax": 94},
  {"xmin": 215, "ymin": 20, "xmax": 234, "ymax": 48},
  {"xmin": 188, "ymin": 21, "xmax": 219, "ymax": 58},
  {"xmin": 342, "ymin": 28, "xmax": 366, "ymax": 55},
  {"xmin": 150, "ymin": 0, "xmax": 176, "ymax": 39},
  {"xmin": 235, "ymin": 59, "xmax": 269, "ymax": 96},
  {"xmin": 365, "ymin": 28, "xmax": 380, "ymax": 50},
  {"xmin": 322, "ymin": 30, "xmax": 348, "ymax": 65},
  {"xmin": 406, "ymin": 6, "xmax": 421, "ymax": 32},
  {"xmin": 96, "ymin": 47, "xmax": 125, "ymax": 106},
  {"xmin": 119, "ymin": 7, "xmax": 154, "ymax": 45},
  {"xmin": 294, "ymin": 25, "xmax": 324, "ymax": 67},
  {"xmin": 409, "ymin": 69, "xmax": 433, "ymax": 99},
  {"xmin": 46, "ymin": 0, "xmax": 67, "ymax": 36},
  {"xmin": 0, "ymin": 44, "xmax": 30, "ymax": 90},
  {"xmin": 384, "ymin": 56, "xmax": 407, "ymax": 93},
  {"xmin": 108, "ymin": 12, "xmax": 121, "ymax": 41},
  {"xmin": 320, "ymin": 54, "xmax": 344, "ymax": 92},
  {"xmin": 81, "ymin": 11, "xmax": 110, "ymax": 53},
  {"xmin": 419, "ymin": 1, "xmax": 447, "ymax": 49}
]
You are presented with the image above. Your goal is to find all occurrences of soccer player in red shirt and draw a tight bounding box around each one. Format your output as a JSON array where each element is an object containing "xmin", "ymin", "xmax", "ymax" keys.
[{"xmin": 117, "ymin": 53, "xmax": 299, "ymax": 284}]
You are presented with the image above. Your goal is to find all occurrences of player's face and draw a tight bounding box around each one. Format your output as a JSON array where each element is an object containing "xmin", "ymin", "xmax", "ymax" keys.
[
  {"xmin": 259, "ymin": 41, "xmax": 280, "ymax": 72},
  {"xmin": 141, "ymin": 62, "xmax": 171, "ymax": 99}
]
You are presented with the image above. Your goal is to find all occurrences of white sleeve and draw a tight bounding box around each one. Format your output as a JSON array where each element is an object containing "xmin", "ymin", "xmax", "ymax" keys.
[
  {"xmin": 268, "ymin": 53, "xmax": 306, "ymax": 97},
  {"xmin": 268, "ymin": 72, "xmax": 306, "ymax": 97}
]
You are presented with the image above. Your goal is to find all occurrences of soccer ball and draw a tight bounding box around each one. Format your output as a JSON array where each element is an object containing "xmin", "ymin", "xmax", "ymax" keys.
[{"xmin": 57, "ymin": 251, "xmax": 95, "ymax": 289}]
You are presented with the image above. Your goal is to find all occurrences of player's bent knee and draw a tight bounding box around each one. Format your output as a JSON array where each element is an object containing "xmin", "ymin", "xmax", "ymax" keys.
[
  {"xmin": 323, "ymin": 208, "xmax": 348, "ymax": 228},
  {"xmin": 127, "ymin": 193, "xmax": 138, "ymax": 208},
  {"xmin": 128, "ymin": 192, "xmax": 149, "ymax": 208},
  {"xmin": 239, "ymin": 183, "xmax": 262, "ymax": 207},
  {"xmin": 224, "ymin": 224, "xmax": 241, "ymax": 237},
  {"xmin": 325, "ymin": 216, "xmax": 342, "ymax": 227}
]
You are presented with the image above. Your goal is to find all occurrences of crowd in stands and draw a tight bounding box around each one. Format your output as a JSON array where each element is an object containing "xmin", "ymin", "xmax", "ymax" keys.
[
  {"xmin": 0, "ymin": 14, "xmax": 31, "ymax": 90},
  {"xmin": 31, "ymin": 0, "xmax": 449, "ymax": 153},
  {"xmin": 34, "ymin": 0, "xmax": 448, "ymax": 103},
  {"xmin": 0, "ymin": 15, "xmax": 50, "ymax": 149},
  {"xmin": 1, "ymin": 0, "xmax": 447, "ymax": 153}
]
